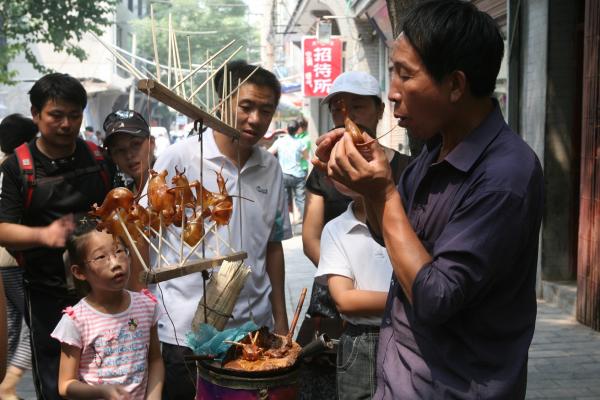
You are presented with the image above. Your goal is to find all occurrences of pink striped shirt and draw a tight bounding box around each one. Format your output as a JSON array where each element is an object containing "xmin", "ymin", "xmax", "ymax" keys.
[{"xmin": 52, "ymin": 290, "xmax": 159, "ymax": 399}]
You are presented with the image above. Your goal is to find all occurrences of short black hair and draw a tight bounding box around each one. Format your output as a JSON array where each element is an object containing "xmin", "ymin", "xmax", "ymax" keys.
[
  {"xmin": 66, "ymin": 217, "xmax": 99, "ymax": 267},
  {"xmin": 297, "ymin": 116, "xmax": 307, "ymax": 129},
  {"xmin": 214, "ymin": 60, "xmax": 281, "ymax": 107},
  {"xmin": 28, "ymin": 73, "xmax": 88, "ymax": 112},
  {"xmin": 287, "ymin": 120, "xmax": 300, "ymax": 135},
  {"xmin": 0, "ymin": 114, "xmax": 38, "ymax": 154},
  {"xmin": 401, "ymin": 0, "xmax": 504, "ymax": 97}
]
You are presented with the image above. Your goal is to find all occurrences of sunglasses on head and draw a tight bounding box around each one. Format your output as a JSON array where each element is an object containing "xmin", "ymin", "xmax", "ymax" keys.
[{"xmin": 103, "ymin": 110, "xmax": 147, "ymax": 132}]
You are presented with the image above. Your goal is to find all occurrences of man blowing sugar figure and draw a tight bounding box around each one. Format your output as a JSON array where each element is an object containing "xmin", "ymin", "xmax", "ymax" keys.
[{"xmin": 314, "ymin": 1, "xmax": 544, "ymax": 398}]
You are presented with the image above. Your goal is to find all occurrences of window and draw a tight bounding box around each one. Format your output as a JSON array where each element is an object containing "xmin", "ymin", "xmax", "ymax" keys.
[{"xmin": 128, "ymin": 0, "xmax": 133, "ymax": 11}]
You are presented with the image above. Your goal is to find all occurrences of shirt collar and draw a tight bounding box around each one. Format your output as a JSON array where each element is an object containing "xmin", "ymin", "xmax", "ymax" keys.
[
  {"xmin": 443, "ymin": 99, "xmax": 505, "ymax": 173},
  {"xmin": 337, "ymin": 201, "xmax": 367, "ymax": 234},
  {"xmin": 204, "ymin": 128, "xmax": 267, "ymax": 170}
]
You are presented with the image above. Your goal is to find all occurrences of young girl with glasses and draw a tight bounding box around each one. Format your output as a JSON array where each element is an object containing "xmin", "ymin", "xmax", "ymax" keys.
[{"xmin": 51, "ymin": 219, "xmax": 164, "ymax": 399}]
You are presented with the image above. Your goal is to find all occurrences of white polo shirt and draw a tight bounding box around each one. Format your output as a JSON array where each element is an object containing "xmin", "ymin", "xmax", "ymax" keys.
[
  {"xmin": 143, "ymin": 130, "xmax": 292, "ymax": 345},
  {"xmin": 315, "ymin": 202, "xmax": 393, "ymax": 326}
]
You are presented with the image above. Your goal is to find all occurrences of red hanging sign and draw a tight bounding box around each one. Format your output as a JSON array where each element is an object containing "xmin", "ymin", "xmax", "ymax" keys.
[{"xmin": 302, "ymin": 37, "xmax": 343, "ymax": 98}]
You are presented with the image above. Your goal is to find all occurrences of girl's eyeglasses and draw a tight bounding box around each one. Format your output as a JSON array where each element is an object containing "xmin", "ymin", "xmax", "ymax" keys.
[{"xmin": 84, "ymin": 247, "xmax": 129, "ymax": 268}]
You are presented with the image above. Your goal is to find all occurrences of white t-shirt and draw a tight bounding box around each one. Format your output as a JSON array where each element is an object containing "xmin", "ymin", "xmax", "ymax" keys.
[
  {"xmin": 51, "ymin": 290, "xmax": 159, "ymax": 400},
  {"xmin": 143, "ymin": 130, "xmax": 292, "ymax": 345},
  {"xmin": 315, "ymin": 202, "xmax": 393, "ymax": 326},
  {"xmin": 268, "ymin": 134, "xmax": 306, "ymax": 178}
]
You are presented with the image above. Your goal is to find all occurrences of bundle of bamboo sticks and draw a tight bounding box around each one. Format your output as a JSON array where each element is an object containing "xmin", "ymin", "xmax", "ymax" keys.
[{"xmin": 192, "ymin": 259, "xmax": 251, "ymax": 331}]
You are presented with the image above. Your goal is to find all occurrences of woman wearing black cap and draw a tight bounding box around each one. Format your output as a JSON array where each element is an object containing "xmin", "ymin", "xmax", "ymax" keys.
[{"xmin": 103, "ymin": 110, "xmax": 156, "ymax": 195}]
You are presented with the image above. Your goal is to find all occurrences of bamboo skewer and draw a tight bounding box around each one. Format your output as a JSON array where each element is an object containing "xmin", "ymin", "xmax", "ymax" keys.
[
  {"xmin": 150, "ymin": 4, "xmax": 161, "ymax": 81},
  {"xmin": 140, "ymin": 66, "xmax": 159, "ymax": 81},
  {"xmin": 173, "ymin": 31, "xmax": 186, "ymax": 99},
  {"xmin": 134, "ymin": 226, "xmax": 171, "ymax": 266},
  {"xmin": 145, "ymin": 224, "xmax": 217, "ymax": 258},
  {"xmin": 136, "ymin": 221, "xmax": 225, "ymax": 272},
  {"xmin": 210, "ymin": 66, "xmax": 260, "ymax": 115},
  {"xmin": 287, "ymin": 287, "xmax": 308, "ymax": 345},
  {"xmin": 171, "ymin": 30, "xmax": 180, "ymax": 96},
  {"xmin": 167, "ymin": 13, "xmax": 173, "ymax": 88},
  {"xmin": 229, "ymin": 71, "xmax": 233, "ymax": 126},
  {"xmin": 182, "ymin": 222, "xmax": 218, "ymax": 265},
  {"xmin": 91, "ymin": 33, "xmax": 145, "ymax": 79},
  {"xmin": 172, "ymin": 40, "xmax": 236, "ymax": 92},
  {"xmin": 187, "ymin": 36, "xmax": 193, "ymax": 99},
  {"xmin": 210, "ymin": 57, "xmax": 215, "ymax": 112},
  {"xmin": 209, "ymin": 225, "xmax": 237, "ymax": 254},
  {"xmin": 187, "ymin": 46, "xmax": 244, "ymax": 102},
  {"xmin": 206, "ymin": 51, "xmax": 211, "ymax": 110},
  {"xmin": 221, "ymin": 64, "xmax": 227, "ymax": 125},
  {"xmin": 158, "ymin": 213, "xmax": 163, "ymax": 270},
  {"xmin": 116, "ymin": 213, "xmax": 149, "ymax": 272},
  {"xmin": 179, "ymin": 198, "xmax": 185, "ymax": 265}
]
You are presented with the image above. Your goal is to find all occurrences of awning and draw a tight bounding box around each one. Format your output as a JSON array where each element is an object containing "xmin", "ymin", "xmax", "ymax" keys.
[{"xmin": 79, "ymin": 77, "xmax": 129, "ymax": 95}]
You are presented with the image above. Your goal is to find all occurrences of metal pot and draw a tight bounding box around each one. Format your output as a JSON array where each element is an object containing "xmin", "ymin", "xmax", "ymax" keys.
[{"xmin": 192, "ymin": 334, "xmax": 334, "ymax": 400}]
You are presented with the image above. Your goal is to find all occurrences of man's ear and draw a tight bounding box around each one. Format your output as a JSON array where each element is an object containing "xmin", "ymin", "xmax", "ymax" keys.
[
  {"xmin": 449, "ymin": 70, "xmax": 467, "ymax": 103},
  {"xmin": 71, "ymin": 264, "xmax": 87, "ymax": 282},
  {"xmin": 377, "ymin": 101, "xmax": 385, "ymax": 120},
  {"xmin": 31, "ymin": 106, "xmax": 40, "ymax": 124}
]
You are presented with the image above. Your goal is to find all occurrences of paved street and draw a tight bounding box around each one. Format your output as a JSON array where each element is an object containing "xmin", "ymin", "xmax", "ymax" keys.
[{"xmin": 15, "ymin": 233, "xmax": 600, "ymax": 399}]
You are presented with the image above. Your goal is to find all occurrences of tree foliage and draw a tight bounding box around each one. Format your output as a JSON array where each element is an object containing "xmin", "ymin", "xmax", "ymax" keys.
[
  {"xmin": 0, "ymin": 0, "xmax": 117, "ymax": 85},
  {"xmin": 132, "ymin": 0, "xmax": 259, "ymax": 103}
]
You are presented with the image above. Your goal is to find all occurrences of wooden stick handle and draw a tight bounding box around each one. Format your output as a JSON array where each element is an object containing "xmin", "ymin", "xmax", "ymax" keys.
[
  {"xmin": 287, "ymin": 287, "xmax": 307, "ymax": 344},
  {"xmin": 116, "ymin": 213, "xmax": 149, "ymax": 272}
]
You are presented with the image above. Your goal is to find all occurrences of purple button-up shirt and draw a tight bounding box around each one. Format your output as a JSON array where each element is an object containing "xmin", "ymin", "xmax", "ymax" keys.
[{"xmin": 374, "ymin": 103, "xmax": 544, "ymax": 399}]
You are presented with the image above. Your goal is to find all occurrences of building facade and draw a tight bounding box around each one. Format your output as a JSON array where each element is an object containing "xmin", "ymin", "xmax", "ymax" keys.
[{"xmin": 267, "ymin": 0, "xmax": 408, "ymax": 154}]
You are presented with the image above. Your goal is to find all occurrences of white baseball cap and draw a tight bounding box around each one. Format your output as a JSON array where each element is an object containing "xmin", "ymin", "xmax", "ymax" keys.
[{"xmin": 321, "ymin": 71, "xmax": 381, "ymax": 105}]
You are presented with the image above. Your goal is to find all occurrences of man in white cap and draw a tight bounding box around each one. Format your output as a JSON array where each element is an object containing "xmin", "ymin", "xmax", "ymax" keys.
[
  {"xmin": 321, "ymin": 71, "xmax": 385, "ymax": 136},
  {"xmin": 303, "ymin": 71, "xmax": 408, "ymax": 268}
]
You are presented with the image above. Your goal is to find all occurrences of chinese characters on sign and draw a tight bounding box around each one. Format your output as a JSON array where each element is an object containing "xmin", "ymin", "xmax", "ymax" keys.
[{"xmin": 302, "ymin": 37, "xmax": 342, "ymax": 97}]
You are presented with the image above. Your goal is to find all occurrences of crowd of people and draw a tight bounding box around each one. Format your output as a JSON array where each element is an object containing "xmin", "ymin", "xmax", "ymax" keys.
[{"xmin": 0, "ymin": 1, "xmax": 544, "ymax": 399}]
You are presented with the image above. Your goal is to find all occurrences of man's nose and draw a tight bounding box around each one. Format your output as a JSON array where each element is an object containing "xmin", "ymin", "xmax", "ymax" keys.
[
  {"xmin": 59, "ymin": 116, "xmax": 72, "ymax": 128},
  {"xmin": 126, "ymin": 145, "xmax": 138, "ymax": 156},
  {"xmin": 247, "ymin": 109, "xmax": 260, "ymax": 125}
]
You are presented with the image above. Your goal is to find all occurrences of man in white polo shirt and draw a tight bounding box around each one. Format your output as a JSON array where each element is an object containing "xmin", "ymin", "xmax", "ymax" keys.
[{"xmin": 144, "ymin": 60, "xmax": 292, "ymax": 399}]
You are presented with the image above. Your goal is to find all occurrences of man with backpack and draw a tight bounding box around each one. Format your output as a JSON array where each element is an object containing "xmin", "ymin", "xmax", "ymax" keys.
[{"xmin": 0, "ymin": 73, "xmax": 111, "ymax": 399}]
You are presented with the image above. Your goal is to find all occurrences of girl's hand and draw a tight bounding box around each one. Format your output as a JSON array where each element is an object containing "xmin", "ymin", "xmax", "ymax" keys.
[{"xmin": 100, "ymin": 384, "xmax": 131, "ymax": 400}]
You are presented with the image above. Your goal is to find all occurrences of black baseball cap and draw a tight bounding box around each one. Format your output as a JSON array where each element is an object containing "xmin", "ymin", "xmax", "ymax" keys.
[{"xmin": 103, "ymin": 110, "xmax": 150, "ymax": 147}]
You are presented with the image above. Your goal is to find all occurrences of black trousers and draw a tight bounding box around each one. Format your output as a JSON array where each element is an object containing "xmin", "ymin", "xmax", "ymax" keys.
[
  {"xmin": 161, "ymin": 342, "xmax": 198, "ymax": 399},
  {"xmin": 24, "ymin": 286, "xmax": 78, "ymax": 400}
]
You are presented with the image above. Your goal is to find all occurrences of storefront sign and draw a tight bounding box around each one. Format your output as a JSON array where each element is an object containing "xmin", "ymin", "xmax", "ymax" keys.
[{"xmin": 302, "ymin": 37, "xmax": 343, "ymax": 97}]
